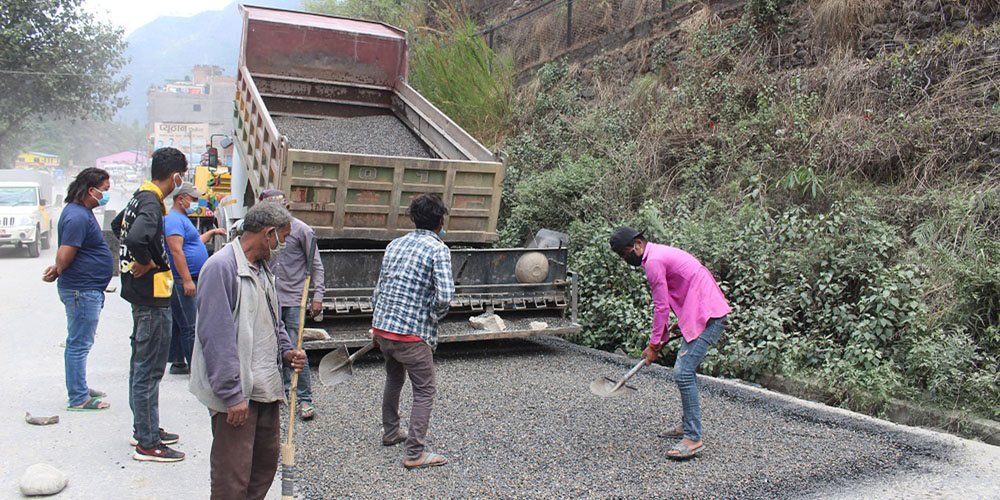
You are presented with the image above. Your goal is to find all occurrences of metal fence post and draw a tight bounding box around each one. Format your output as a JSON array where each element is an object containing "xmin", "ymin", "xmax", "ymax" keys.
[
  {"xmin": 487, "ymin": 30, "xmax": 495, "ymax": 73},
  {"xmin": 566, "ymin": 0, "xmax": 573, "ymax": 47}
]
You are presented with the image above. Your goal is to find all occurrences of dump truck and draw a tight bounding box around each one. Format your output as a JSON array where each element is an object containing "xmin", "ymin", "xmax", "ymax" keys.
[{"xmin": 230, "ymin": 5, "xmax": 580, "ymax": 349}]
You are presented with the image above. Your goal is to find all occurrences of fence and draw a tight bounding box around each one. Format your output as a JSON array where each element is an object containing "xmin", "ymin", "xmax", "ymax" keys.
[{"xmin": 479, "ymin": 0, "xmax": 677, "ymax": 73}]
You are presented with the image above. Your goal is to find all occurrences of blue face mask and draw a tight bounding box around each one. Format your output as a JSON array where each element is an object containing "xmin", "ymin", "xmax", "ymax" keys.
[
  {"xmin": 92, "ymin": 189, "xmax": 110, "ymax": 206},
  {"xmin": 438, "ymin": 229, "xmax": 446, "ymax": 238},
  {"xmin": 186, "ymin": 206, "xmax": 199, "ymax": 215}
]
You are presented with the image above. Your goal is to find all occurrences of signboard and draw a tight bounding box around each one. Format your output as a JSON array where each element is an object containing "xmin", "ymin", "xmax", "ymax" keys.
[{"xmin": 152, "ymin": 122, "xmax": 211, "ymax": 152}]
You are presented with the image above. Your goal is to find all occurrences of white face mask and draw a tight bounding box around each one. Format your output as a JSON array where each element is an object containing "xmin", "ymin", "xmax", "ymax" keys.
[
  {"xmin": 267, "ymin": 227, "xmax": 286, "ymax": 260},
  {"xmin": 172, "ymin": 173, "xmax": 182, "ymax": 192}
]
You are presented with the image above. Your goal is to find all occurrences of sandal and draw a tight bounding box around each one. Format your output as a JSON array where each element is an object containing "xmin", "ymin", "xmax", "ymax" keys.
[
  {"xmin": 88, "ymin": 388, "xmax": 107, "ymax": 399},
  {"xmin": 382, "ymin": 430, "xmax": 407, "ymax": 446},
  {"xmin": 403, "ymin": 452, "xmax": 448, "ymax": 470},
  {"xmin": 68, "ymin": 397, "xmax": 110, "ymax": 412},
  {"xmin": 299, "ymin": 403, "xmax": 316, "ymax": 420},
  {"xmin": 657, "ymin": 425, "xmax": 684, "ymax": 439},
  {"xmin": 666, "ymin": 441, "xmax": 704, "ymax": 460}
]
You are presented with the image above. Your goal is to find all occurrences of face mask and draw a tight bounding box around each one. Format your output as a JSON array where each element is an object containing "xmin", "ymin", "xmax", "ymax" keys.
[
  {"xmin": 267, "ymin": 228, "xmax": 286, "ymax": 260},
  {"xmin": 91, "ymin": 189, "xmax": 110, "ymax": 206},
  {"xmin": 438, "ymin": 229, "xmax": 446, "ymax": 238},
  {"xmin": 624, "ymin": 249, "xmax": 643, "ymax": 267},
  {"xmin": 185, "ymin": 206, "xmax": 199, "ymax": 215},
  {"xmin": 172, "ymin": 173, "xmax": 182, "ymax": 192}
]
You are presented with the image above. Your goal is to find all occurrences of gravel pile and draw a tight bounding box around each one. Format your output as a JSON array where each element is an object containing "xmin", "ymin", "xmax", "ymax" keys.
[
  {"xmin": 288, "ymin": 338, "xmax": 952, "ymax": 499},
  {"xmin": 273, "ymin": 115, "xmax": 434, "ymax": 158}
]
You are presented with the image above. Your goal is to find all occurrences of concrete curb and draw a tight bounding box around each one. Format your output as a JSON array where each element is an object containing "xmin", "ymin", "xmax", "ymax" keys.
[{"xmin": 532, "ymin": 335, "xmax": 998, "ymax": 453}]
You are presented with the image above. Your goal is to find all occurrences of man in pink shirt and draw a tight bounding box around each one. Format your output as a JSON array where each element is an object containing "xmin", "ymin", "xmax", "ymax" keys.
[{"xmin": 610, "ymin": 226, "xmax": 731, "ymax": 460}]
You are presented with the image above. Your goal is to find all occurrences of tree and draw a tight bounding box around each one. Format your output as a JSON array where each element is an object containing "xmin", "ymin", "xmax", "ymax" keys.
[{"xmin": 0, "ymin": 0, "xmax": 128, "ymax": 166}]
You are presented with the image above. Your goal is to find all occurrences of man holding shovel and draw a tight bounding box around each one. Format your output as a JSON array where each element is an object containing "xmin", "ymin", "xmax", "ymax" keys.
[
  {"xmin": 371, "ymin": 193, "xmax": 454, "ymax": 469},
  {"xmin": 610, "ymin": 226, "xmax": 731, "ymax": 460}
]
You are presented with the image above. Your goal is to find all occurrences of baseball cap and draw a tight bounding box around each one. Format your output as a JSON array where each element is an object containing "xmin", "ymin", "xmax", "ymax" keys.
[
  {"xmin": 172, "ymin": 182, "xmax": 204, "ymax": 200},
  {"xmin": 609, "ymin": 226, "xmax": 643, "ymax": 253},
  {"xmin": 259, "ymin": 189, "xmax": 285, "ymax": 202}
]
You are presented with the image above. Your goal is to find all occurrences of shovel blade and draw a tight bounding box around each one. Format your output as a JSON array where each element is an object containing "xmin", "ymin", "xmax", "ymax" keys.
[
  {"xmin": 318, "ymin": 346, "xmax": 353, "ymax": 386},
  {"xmin": 589, "ymin": 376, "xmax": 636, "ymax": 397}
]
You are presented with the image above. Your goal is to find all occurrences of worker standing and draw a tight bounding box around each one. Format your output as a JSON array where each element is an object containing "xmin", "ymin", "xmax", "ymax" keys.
[
  {"xmin": 257, "ymin": 189, "xmax": 325, "ymax": 420},
  {"xmin": 609, "ymin": 226, "xmax": 731, "ymax": 460},
  {"xmin": 189, "ymin": 202, "xmax": 306, "ymax": 499},
  {"xmin": 165, "ymin": 183, "xmax": 226, "ymax": 374},
  {"xmin": 43, "ymin": 167, "xmax": 115, "ymax": 411},
  {"xmin": 371, "ymin": 193, "xmax": 454, "ymax": 469},
  {"xmin": 113, "ymin": 147, "xmax": 187, "ymax": 462}
]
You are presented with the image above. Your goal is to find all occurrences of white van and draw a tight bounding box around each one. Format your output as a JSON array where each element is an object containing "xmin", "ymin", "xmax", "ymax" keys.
[{"xmin": 0, "ymin": 180, "xmax": 52, "ymax": 257}]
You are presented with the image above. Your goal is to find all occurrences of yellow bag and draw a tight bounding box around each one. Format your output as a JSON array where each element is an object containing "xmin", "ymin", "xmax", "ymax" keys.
[{"xmin": 153, "ymin": 270, "xmax": 174, "ymax": 298}]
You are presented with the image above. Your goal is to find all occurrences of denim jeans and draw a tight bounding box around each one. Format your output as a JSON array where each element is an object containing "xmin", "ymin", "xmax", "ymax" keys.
[
  {"xmin": 674, "ymin": 315, "xmax": 727, "ymax": 442},
  {"xmin": 129, "ymin": 304, "xmax": 172, "ymax": 448},
  {"xmin": 168, "ymin": 278, "xmax": 197, "ymax": 365},
  {"xmin": 280, "ymin": 307, "xmax": 312, "ymax": 404},
  {"xmin": 58, "ymin": 288, "xmax": 105, "ymax": 406}
]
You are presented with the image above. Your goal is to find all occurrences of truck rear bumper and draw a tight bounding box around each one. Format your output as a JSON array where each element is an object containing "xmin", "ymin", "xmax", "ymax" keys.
[{"xmin": 302, "ymin": 310, "xmax": 581, "ymax": 350}]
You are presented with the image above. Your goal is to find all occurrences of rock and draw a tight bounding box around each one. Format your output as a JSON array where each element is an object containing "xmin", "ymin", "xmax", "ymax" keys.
[
  {"xmin": 19, "ymin": 464, "xmax": 67, "ymax": 497},
  {"xmin": 528, "ymin": 321, "xmax": 548, "ymax": 331},
  {"xmin": 301, "ymin": 328, "xmax": 329, "ymax": 341},
  {"xmin": 469, "ymin": 312, "xmax": 506, "ymax": 332},
  {"xmin": 24, "ymin": 411, "xmax": 59, "ymax": 426}
]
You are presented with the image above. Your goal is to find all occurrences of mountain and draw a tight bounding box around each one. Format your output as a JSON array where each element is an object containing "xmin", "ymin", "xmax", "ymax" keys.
[{"xmin": 116, "ymin": 0, "xmax": 302, "ymax": 123}]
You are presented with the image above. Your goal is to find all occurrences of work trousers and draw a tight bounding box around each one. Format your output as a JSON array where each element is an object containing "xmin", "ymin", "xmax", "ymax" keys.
[
  {"xmin": 674, "ymin": 315, "xmax": 727, "ymax": 442},
  {"xmin": 379, "ymin": 338, "xmax": 436, "ymax": 459},
  {"xmin": 210, "ymin": 400, "xmax": 281, "ymax": 500}
]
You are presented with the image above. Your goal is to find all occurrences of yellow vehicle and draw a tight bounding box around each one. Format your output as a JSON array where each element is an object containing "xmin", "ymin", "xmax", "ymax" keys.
[{"xmin": 189, "ymin": 165, "xmax": 232, "ymax": 218}]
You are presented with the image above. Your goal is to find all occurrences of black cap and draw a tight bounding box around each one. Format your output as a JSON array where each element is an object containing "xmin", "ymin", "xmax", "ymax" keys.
[{"xmin": 609, "ymin": 226, "xmax": 643, "ymax": 253}]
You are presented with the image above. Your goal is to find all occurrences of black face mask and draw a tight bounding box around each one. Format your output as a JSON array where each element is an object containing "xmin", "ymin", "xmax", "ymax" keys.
[{"xmin": 624, "ymin": 249, "xmax": 643, "ymax": 267}]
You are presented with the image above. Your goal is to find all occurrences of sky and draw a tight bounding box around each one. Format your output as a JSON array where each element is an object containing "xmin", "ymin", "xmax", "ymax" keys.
[{"xmin": 83, "ymin": 0, "xmax": 234, "ymax": 35}]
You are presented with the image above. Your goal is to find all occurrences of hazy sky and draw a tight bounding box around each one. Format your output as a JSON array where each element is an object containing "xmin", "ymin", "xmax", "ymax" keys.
[{"xmin": 84, "ymin": 0, "xmax": 234, "ymax": 35}]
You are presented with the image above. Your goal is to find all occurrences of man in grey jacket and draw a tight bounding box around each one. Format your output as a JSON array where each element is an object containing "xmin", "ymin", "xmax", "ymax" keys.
[{"xmin": 189, "ymin": 202, "xmax": 306, "ymax": 500}]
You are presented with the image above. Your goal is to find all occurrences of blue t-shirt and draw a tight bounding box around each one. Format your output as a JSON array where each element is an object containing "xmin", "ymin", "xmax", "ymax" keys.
[
  {"xmin": 164, "ymin": 210, "xmax": 208, "ymax": 278},
  {"xmin": 57, "ymin": 202, "xmax": 113, "ymax": 291}
]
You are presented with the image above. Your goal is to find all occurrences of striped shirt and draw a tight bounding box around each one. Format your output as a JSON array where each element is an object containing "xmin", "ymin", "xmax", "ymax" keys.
[{"xmin": 371, "ymin": 229, "xmax": 454, "ymax": 348}]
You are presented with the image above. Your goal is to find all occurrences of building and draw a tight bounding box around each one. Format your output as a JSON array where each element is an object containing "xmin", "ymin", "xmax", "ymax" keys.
[
  {"xmin": 147, "ymin": 65, "xmax": 236, "ymax": 165},
  {"xmin": 15, "ymin": 152, "xmax": 60, "ymax": 169},
  {"xmin": 96, "ymin": 151, "xmax": 147, "ymax": 169}
]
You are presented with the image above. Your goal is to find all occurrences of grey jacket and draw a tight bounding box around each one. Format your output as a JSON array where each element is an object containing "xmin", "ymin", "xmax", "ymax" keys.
[{"xmin": 189, "ymin": 238, "xmax": 292, "ymax": 413}]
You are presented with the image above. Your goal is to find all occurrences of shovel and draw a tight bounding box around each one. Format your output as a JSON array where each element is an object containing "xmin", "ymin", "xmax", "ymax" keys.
[
  {"xmin": 589, "ymin": 334, "xmax": 681, "ymax": 397},
  {"xmin": 318, "ymin": 341, "xmax": 376, "ymax": 386}
]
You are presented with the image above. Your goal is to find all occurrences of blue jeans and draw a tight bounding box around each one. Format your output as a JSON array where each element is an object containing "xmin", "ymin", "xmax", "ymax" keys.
[
  {"xmin": 129, "ymin": 305, "xmax": 172, "ymax": 448},
  {"xmin": 674, "ymin": 315, "xmax": 727, "ymax": 442},
  {"xmin": 58, "ymin": 288, "xmax": 105, "ymax": 406},
  {"xmin": 168, "ymin": 278, "xmax": 197, "ymax": 365},
  {"xmin": 281, "ymin": 306, "xmax": 312, "ymax": 404}
]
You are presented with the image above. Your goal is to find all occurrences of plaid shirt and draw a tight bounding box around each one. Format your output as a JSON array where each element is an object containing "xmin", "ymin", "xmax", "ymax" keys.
[{"xmin": 372, "ymin": 229, "xmax": 454, "ymax": 348}]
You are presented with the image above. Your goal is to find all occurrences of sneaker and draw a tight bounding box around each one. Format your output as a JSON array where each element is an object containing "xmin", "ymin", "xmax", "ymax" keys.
[
  {"xmin": 168, "ymin": 363, "xmax": 190, "ymax": 375},
  {"xmin": 133, "ymin": 444, "xmax": 185, "ymax": 462},
  {"xmin": 130, "ymin": 428, "xmax": 179, "ymax": 446}
]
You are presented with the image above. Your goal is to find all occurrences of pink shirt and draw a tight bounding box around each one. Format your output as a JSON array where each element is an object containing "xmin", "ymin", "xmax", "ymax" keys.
[{"xmin": 642, "ymin": 243, "xmax": 731, "ymax": 344}]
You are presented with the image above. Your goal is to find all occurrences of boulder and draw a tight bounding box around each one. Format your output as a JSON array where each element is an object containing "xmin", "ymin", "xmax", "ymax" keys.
[
  {"xmin": 469, "ymin": 312, "xmax": 506, "ymax": 332},
  {"xmin": 19, "ymin": 463, "xmax": 67, "ymax": 496}
]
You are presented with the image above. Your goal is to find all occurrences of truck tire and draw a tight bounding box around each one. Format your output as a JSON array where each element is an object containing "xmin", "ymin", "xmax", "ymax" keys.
[
  {"xmin": 27, "ymin": 238, "xmax": 40, "ymax": 258},
  {"xmin": 41, "ymin": 231, "xmax": 50, "ymax": 250}
]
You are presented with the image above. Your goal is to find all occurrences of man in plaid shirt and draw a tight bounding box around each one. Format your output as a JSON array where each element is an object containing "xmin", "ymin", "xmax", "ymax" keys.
[{"xmin": 371, "ymin": 193, "xmax": 454, "ymax": 469}]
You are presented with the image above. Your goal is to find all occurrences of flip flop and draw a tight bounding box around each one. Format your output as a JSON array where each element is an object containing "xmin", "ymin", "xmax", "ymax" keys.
[
  {"xmin": 403, "ymin": 452, "xmax": 448, "ymax": 470},
  {"xmin": 299, "ymin": 403, "xmax": 316, "ymax": 420},
  {"xmin": 68, "ymin": 397, "xmax": 110, "ymax": 412},
  {"xmin": 657, "ymin": 426, "xmax": 684, "ymax": 439},
  {"xmin": 88, "ymin": 388, "xmax": 107, "ymax": 399},
  {"xmin": 666, "ymin": 441, "xmax": 704, "ymax": 460}
]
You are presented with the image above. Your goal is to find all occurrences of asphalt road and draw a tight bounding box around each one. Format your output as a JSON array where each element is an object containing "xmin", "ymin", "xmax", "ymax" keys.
[{"xmin": 2, "ymin": 200, "xmax": 998, "ymax": 499}]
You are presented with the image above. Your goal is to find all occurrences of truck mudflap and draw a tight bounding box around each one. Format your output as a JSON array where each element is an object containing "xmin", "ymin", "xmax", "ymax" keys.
[{"xmin": 302, "ymin": 310, "xmax": 581, "ymax": 350}]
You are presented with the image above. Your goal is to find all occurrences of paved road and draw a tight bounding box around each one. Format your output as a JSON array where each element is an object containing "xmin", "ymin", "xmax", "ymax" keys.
[{"xmin": 2, "ymin": 200, "xmax": 998, "ymax": 499}]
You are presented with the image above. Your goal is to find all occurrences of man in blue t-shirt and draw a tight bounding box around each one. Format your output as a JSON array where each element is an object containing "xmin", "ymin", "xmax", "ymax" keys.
[
  {"xmin": 164, "ymin": 183, "xmax": 225, "ymax": 374},
  {"xmin": 42, "ymin": 168, "xmax": 115, "ymax": 411}
]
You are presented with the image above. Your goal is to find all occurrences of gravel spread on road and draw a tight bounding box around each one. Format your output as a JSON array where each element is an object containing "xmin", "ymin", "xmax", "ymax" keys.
[
  {"xmin": 289, "ymin": 337, "xmax": 952, "ymax": 499},
  {"xmin": 273, "ymin": 115, "xmax": 434, "ymax": 158}
]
